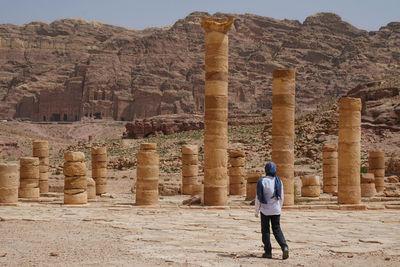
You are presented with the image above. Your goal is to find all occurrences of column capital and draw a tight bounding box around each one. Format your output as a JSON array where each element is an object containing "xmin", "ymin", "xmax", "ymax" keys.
[{"xmin": 201, "ymin": 17, "xmax": 234, "ymax": 34}]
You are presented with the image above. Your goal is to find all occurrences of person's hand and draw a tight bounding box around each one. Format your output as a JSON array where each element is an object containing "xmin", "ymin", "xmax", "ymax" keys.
[{"xmin": 255, "ymin": 214, "xmax": 259, "ymax": 218}]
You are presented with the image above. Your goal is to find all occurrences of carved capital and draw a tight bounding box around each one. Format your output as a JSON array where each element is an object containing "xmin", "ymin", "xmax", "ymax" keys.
[{"xmin": 201, "ymin": 17, "xmax": 234, "ymax": 34}]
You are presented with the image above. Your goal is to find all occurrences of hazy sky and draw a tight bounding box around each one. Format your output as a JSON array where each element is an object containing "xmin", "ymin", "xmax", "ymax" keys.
[{"xmin": 1, "ymin": 0, "xmax": 399, "ymax": 31}]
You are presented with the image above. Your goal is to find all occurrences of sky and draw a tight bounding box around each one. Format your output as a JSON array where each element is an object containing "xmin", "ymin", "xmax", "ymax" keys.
[{"xmin": 0, "ymin": 0, "xmax": 399, "ymax": 31}]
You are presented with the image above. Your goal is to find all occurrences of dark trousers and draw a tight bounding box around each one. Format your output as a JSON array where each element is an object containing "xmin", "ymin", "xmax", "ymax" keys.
[{"xmin": 260, "ymin": 212, "xmax": 288, "ymax": 253}]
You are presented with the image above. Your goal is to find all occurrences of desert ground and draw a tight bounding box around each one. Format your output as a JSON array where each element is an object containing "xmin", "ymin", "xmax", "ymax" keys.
[{"xmin": 1, "ymin": 120, "xmax": 400, "ymax": 266}]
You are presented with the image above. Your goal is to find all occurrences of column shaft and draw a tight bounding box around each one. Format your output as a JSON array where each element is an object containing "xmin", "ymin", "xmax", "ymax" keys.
[
  {"xmin": 338, "ymin": 97, "xmax": 362, "ymax": 204},
  {"xmin": 201, "ymin": 17, "xmax": 233, "ymax": 206},
  {"xmin": 272, "ymin": 69, "xmax": 295, "ymax": 206},
  {"xmin": 136, "ymin": 143, "xmax": 159, "ymax": 205}
]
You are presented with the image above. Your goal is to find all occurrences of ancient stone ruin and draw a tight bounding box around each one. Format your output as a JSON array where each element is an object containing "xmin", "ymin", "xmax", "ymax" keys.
[
  {"xmin": 301, "ymin": 175, "xmax": 321, "ymax": 197},
  {"xmin": 63, "ymin": 152, "xmax": 88, "ymax": 204},
  {"xmin": 246, "ymin": 171, "xmax": 263, "ymax": 201},
  {"xmin": 201, "ymin": 17, "xmax": 233, "ymax": 206},
  {"xmin": 91, "ymin": 147, "xmax": 107, "ymax": 195},
  {"xmin": 181, "ymin": 145, "xmax": 199, "ymax": 195},
  {"xmin": 32, "ymin": 140, "xmax": 49, "ymax": 194},
  {"xmin": 360, "ymin": 173, "xmax": 376, "ymax": 197},
  {"xmin": 322, "ymin": 143, "xmax": 338, "ymax": 194},
  {"xmin": 19, "ymin": 157, "xmax": 40, "ymax": 199},
  {"xmin": 272, "ymin": 69, "xmax": 296, "ymax": 206},
  {"xmin": 228, "ymin": 150, "xmax": 246, "ymax": 196},
  {"xmin": 136, "ymin": 143, "xmax": 159, "ymax": 205},
  {"xmin": 124, "ymin": 115, "xmax": 204, "ymax": 138},
  {"xmin": 338, "ymin": 97, "xmax": 362, "ymax": 204},
  {"xmin": 0, "ymin": 163, "xmax": 18, "ymax": 204},
  {"xmin": 86, "ymin": 177, "xmax": 96, "ymax": 199},
  {"xmin": 368, "ymin": 151, "xmax": 385, "ymax": 192}
]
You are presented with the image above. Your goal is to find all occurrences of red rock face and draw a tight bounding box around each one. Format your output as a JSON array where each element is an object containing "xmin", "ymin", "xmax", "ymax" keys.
[
  {"xmin": 124, "ymin": 114, "xmax": 204, "ymax": 138},
  {"xmin": 346, "ymin": 79, "xmax": 400, "ymax": 130},
  {"xmin": 0, "ymin": 12, "xmax": 399, "ymax": 121}
]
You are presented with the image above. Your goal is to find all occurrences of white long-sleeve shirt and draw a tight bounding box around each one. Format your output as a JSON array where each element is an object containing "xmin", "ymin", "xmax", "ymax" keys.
[{"xmin": 254, "ymin": 176, "xmax": 284, "ymax": 216}]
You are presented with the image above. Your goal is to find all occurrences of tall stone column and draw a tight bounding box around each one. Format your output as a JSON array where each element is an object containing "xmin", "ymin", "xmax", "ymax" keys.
[
  {"xmin": 136, "ymin": 143, "xmax": 159, "ymax": 206},
  {"xmin": 338, "ymin": 97, "xmax": 362, "ymax": 204},
  {"xmin": 368, "ymin": 151, "xmax": 385, "ymax": 192},
  {"xmin": 322, "ymin": 143, "xmax": 338, "ymax": 194},
  {"xmin": 201, "ymin": 17, "xmax": 233, "ymax": 206},
  {"xmin": 272, "ymin": 69, "xmax": 295, "ymax": 206},
  {"xmin": 33, "ymin": 140, "xmax": 49, "ymax": 194}
]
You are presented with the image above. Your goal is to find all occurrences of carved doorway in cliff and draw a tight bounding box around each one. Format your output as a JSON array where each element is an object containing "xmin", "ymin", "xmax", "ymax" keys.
[{"xmin": 51, "ymin": 113, "xmax": 61, "ymax": 121}]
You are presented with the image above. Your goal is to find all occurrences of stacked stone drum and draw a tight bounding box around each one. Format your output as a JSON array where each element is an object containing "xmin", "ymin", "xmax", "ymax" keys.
[
  {"xmin": 136, "ymin": 143, "xmax": 159, "ymax": 206},
  {"xmin": 91, "ymin": 147, "xmax": 107, "ymax": 195},
  {"xmin": 63, "ymin": 152, "xmax": 87, "ymax": 204},
  {"xmin": 86, "ymin": 177, "xmax": 96, "ymax": 199},
  {"xmin": 201, "ymin": 17, "xmax": 233, "ymax": 206},
  {"xmin": 368, "ymin": 151, "xmax": 385, "ymax": 193},
  {"xmin": 0, "ymin": 164, "xmax": 18, "ymax": 204},
  {"xmin": 246, "ymin": 171, "xmax": 263, "ymax": 201},
  {"xmin": 338, "ymin": 97, "xmax": 362, "ymax": 204},
  {"xmin": 32, "ymin": 140, "xmax": 49, "ymax": 193},
  {"xmin": 360, "ymin": 173, "xmax": 376, "ymax": 197},
  {"xmin": 181, "ymin": 145, "xmax": 199, "ymax": 195},
  {"xmin": 301, "ymin": 175, "xmax": 320, "ymax": 197},
  {"xmin": 322, "ymin": 143, "xmax": 338, "ymax": 194},
  {"xmin": 272, "ymin": 69, "xmax": 296, "ymax": 206},
  {"xmin": 228, "ymin": 150, "xmax": 246, "ymax": 195},
  {"xmin": 19, "ymin": 157, "xmax": 40, "ymax": 199}
]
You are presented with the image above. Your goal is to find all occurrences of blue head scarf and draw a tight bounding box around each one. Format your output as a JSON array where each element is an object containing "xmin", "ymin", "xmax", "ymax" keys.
[{"xmin": 256, "ymin": 162, "xmax": 282, "ymax": 204}]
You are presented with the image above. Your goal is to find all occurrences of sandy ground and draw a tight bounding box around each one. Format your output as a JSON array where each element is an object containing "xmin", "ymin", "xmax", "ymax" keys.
[
  {"xmin": 1, "ymin": 183, "xmax": 400, "ymax": 267},
  {"xmin": 1, "ymin": 121, "xmax": 400, "ymax": 266}
]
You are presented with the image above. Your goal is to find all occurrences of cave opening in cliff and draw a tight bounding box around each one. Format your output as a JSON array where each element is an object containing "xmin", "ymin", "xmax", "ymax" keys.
[{"xmin": 94, "ymin": 112, "xmax": 102, "ymax": 119}]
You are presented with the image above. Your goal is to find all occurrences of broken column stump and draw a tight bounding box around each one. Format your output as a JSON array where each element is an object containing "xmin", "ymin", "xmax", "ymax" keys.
[
  {"xmin": 19, "ymin": 157, "xmax": 40, "ymax": 199},
  {"xmin": 181, "ymin": 145, "xmax": 199, "ymax": 195},
  {"xmin": 246, "ymin": 171, "xmax": 263, "ymax": 201},
  {"xmin": 63, "ymin": 152, "xmax": 88, "ymax": 204},
  {"xmin": 228, "ymin": 150, "xmax": 246, "ymax": 195},
  {"xmin": 338, "ymin": 97, "xmax": 362, "ymax": 204},
  {"xmin": 368, "ymin": 151, "xmax": 385, "ymax": 193},
  {"xmin": 322, "ymin": 143, "xmax": 338, "ymax": 194},
  {"xmin": 272, "ymin": 69, "xmax": 296, "ymax": 206},
  {"xmin": 360, "ymin": 173, "xmax": 376, "ymax": 197},
  {"xmin": 32, "ymin": 140, "xmax": 49, "ymax": 194},
  {"xmin": 0, "ymin": 164, "xmax": 19, "ymax": 204},
  {"xmin": 86, "ymin": 177, "xmax": 96, "ymax": 199},
  {"xmin": 91, "ymin": 147, "xmax": 107, "ymax": 195},
  {"xmin": 301, "ymin": 175, "xmax": 320, "ymax": 197},
  {"xmin": 201, "ymin": 17, "xmax": 234, "ymax": 206},
  {"xmin": 136, "ymin": 143, "xmax": 159, "ymax": 206}
]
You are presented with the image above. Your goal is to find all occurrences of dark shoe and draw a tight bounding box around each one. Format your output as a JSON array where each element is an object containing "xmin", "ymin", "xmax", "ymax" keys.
[
  {"xmin": 262, "ymin": 253, "xmax": 272, "ymax": 259},
  {"xmin": 282, "ymin": 247, "xmax": 289, "ymax": 260}
]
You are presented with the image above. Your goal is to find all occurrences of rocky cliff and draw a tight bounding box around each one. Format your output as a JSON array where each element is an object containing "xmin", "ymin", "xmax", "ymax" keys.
[{"xmin": 0, "ymin": 12, "xmax": 399, "ymax": 121}]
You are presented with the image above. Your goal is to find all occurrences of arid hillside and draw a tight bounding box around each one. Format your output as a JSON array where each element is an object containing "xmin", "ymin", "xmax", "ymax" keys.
[{"xmin": 0, "ymin": 12, "xmax": 399, "ymax": 121}]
